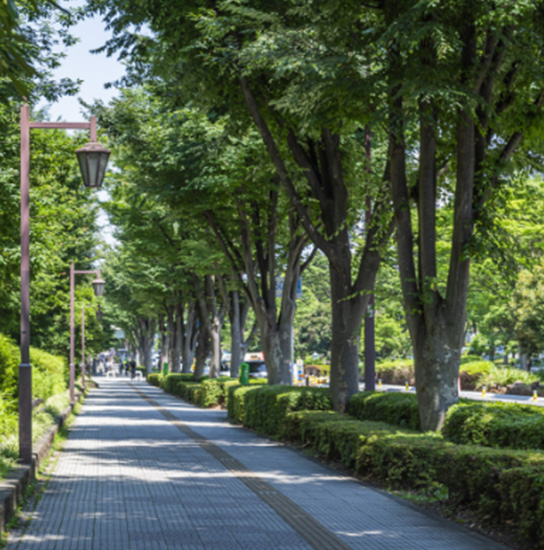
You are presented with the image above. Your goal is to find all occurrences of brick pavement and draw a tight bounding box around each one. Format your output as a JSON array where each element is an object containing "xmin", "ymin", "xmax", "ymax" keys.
[{"xmin": 7, "ymin": 379, "xmax": 511, "ymax": 550}]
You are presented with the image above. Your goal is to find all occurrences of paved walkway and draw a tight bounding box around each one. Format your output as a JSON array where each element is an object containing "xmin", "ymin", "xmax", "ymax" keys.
[{"xmin": 8, "ymin": 379, "xmax": 510, "ymax": 550}]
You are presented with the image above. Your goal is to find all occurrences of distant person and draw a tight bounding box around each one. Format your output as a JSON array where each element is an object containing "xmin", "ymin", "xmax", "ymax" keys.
[{"xmin": 130, "ymin": 358, "xmax": 137, "ymax": 379}]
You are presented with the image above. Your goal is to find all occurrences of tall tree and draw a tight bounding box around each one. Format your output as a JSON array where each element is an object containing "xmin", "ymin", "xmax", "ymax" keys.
[{"xmin": 384, "ymin": 1, "xmax": 544, "ymax": 429}]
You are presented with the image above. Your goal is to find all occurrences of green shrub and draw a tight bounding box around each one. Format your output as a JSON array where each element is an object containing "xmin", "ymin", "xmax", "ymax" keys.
[
  {"xmin": 480, "ymin": 366, "xmax": 539, "ymax": 389},
  {"xmin": 227, "ymin": 385, "xmax": 263, "ymax": 423},
  {"xmin": 199, "ymin": 377, "xmax": 234, "ymax": 407},
  {"xmin": 348, "ymin": 391, "xmax": 420, "ymax": 430},
  {"xmin": 243, "ymin": 386, "xmax": 332, "ymax": 437},
  {"xmin": 375, "ymin": 359, "xmax": 414, "ymax": 385},
  {"xmin": 0, "ymin": 334, "xmax": 21, "ymax": 400},
  {"xmin": 33, "ymin": 393, "xmax": 71, "ymax": 442},
  {"xmin": 163, "ymin": 373, "xmax": 195, "ymax": 393},
  {"xmin": 30, "ymin": 347, "xmax": 67, "ymax": 402},
  {"xmin": 443, "ymin": 401, "xmax": 544, "ymax": 450},
  {"xmin": 498, "ymin": 465, "xmax": 544, "ymax": 547},
  {"xmin": 283, "ymin": 408, "xmax": 544, "ymax": 547},
  {"xmin": 459, "ymin": 360, "xmax": 494, "ymax": 377},
  {"xmin": 222, "ymin": 379, "xmax": 241, "ymax": 408},
  {"xmin": 460, "ymin": 354, "xmax": 483, "ymax": 364},
  {"xmin": 147, "ymin": 373, "xmax": 163, "ymax": 387}
]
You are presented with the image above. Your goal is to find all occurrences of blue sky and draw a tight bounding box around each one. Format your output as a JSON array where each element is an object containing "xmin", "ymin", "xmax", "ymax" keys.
[{"xmin": 39, "ymin": 3, "xmax": 126, "ymax": 122}]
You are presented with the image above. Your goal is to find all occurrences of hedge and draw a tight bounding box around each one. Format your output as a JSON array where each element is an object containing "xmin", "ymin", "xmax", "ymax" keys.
[
  {"xmin": 443, "ymin": 401, "xmax": 544, "ymax": 450},
  {"xmin": 226, "ymin": 384, "xmax": 331, "ymax": 435},
  {"xmin": 241, "ymin": 385, "xmax": 332, "ymax": 437},
  {"xmin": 284, "ymin": 409, "xmax": 544, "ymax": 548},
  {"xmin": 163, "ymin": 373, "xmax": 196, "ymax": 393},
  {"xmin": 375, "ymin": 359, "xmax": 414, "ymax": 385},
  {"xmin": 147, "ymin": 373, "xmax": 163, "ymax": 387},
  {"xmin": 0, "ymin": 334, "xmax": 66, "ymax": 403},
  {"xmin": 347, "ymin": 391, "xmax": 420, "ymax": 430}
]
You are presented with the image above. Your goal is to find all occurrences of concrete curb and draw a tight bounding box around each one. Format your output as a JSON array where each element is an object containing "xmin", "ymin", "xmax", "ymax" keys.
[{"xmin": 0, "ymin": 387, "xmax": 88, "ymax": 534}]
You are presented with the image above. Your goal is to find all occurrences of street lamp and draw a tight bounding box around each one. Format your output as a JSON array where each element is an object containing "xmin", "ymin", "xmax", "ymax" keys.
[
  {"xmin": 19, "ymin": 103, "xmax": 109, "ymax": 464},
  {"xmin": 70, "ymin": 264, "xmax": 105, "ymax": 402}
]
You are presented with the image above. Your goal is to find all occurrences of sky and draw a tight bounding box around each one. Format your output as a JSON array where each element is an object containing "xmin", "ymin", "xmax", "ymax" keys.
[
  {"xmin": 37, "ymin": 4, "xmax": 128, "ymax": 246},
  {"xmin": 39, "ymin": 7, "xmax": 125, "ymax": 122}
]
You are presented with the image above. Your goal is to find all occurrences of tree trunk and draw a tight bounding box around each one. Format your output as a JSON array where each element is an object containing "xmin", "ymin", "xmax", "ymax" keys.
[
  {"xmin": 182, "ymin": 302, "xmax": 198, "ymax": 374},
  {"xmin": 230, "ymin": 287, "xmax": 242, "ymax": 379},
  {"xmin": 159, "ymin": 313, "xmax": 169, "ymax": 371},
  {"xmin": 194, "ymin": 310, "xmax": 211, "ymax": 379},
  {"xmin": 258, "ymin": 310, "xmax": 292, "ymax": 385},
  {"xmin": 171, "ymin": 303, "xmax": 182, "ymax": 372},
  {"xmin": 412, "ymin": 307, "xmax": 461, "ymax": 431},
  {"xmin": 137, "ymin": 317, "xmax": 156, "ymax": 374},
  {"xmin": 209, "ymin": 314, "xmax": 222, "ymax": 378},
  {"xmin": 329, "ymin": 271, "xmax": 367, "ymax": 412},
  {"xmin": 167, "ymin": 304, "xmax": 175, "ymax": 373},
  {"xmin": 364, "ymin": 293, "xmax": 376, "ymax": 391}
]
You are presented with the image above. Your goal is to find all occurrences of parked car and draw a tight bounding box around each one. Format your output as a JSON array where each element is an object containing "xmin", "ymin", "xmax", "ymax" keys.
[{"xmin": 247, "ymin": 360, "xmax": 267, "ymax": 379}]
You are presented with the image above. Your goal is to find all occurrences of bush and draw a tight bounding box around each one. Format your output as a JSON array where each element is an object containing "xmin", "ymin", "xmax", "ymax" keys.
[
  {"xmin": 460, "ymin": 354, "xmax": 483, "ymax": 364},
  {"xmin": 200, "ymin": 377, "xmax": 234, "ymax": 407},
  {"xmin": 458, "ymin": 360, "xmax": 494, "ymax": 391},
  {"xmin": 283, "ymin": 408, "xmax": 544, "ymax": 547},
  {"xmin": 479, "ymin": 366, "xmax": 540, "ymax": 390},
  {"xmin": 30, "ymin": 347, "xmax": 67, "ymax": 402},
  {"xmin": 243, "ymin": 386, "xmax": 332, "ymax": 437},
  {"xmin": 347, "ymin": 391, "xmax": 420, "ymax": 430},
  {"xmin": 0, "ymin": 334, "xmax": 21, "ymax": 400},
  {"xmin": 147, "ymin": 373, "xmax": 163, "ymax": 387},
  {"xmin": 227, "ymin": 384, "xmax": 265, "ymax": 423},
  {"xmin": 375, "ymin": 359, "xmax": 415, "ymax": 385},
  {"xmin": 443, "ymin": 401, "xmax": 544, "ymax": 450},
  {"xmin": 163, "ymin": 373, "xmax": 195, "ymax": 393}
]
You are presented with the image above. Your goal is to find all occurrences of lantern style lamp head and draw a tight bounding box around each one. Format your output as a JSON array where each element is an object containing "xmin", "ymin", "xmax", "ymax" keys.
[
  {"xmin": 75, "ymin": 141, "xmax": 110, "ymax": 188},
  {"xmin": 91, "ymin": 275, "xmax": 106, "ymax": 298}
]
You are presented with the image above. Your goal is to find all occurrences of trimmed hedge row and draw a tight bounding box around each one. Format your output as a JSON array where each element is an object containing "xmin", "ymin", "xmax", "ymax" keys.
[
  {"xmin": 347, "ymin": 391, "xmax": 420, "ymax": 430},
  {"xmin": 227, "ymin": 384, "xmax": 332, "ymax": 437},
  {"xmin": 147, "ymin": 373, "xmax": 162, "ymax": 387},
  {"xmin": 284, "ymin": 409, "xmax": 544, "ymax": 548},
  {"xmin": 443, "ymin": 401, "xmax": 544, "ymax": 450}
]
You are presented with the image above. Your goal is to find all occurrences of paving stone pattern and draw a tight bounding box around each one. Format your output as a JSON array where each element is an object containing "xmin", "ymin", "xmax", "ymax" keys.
[{"xmin": 8, "ymin": 379, "xmax": 510, "ymax": 550}]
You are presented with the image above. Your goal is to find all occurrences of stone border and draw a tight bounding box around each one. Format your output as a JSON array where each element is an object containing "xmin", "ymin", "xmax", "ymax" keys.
[{"xmin": 0, "ymin": 387, "xmax": 88, "ymax": 534}]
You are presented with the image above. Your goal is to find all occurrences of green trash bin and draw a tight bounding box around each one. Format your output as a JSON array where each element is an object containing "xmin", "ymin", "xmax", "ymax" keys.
[
  {"xmin": 163, "ymin": 361, "xmax": 168, "ymax": 377},
  {"xmin": 240, "ymin": 362, "xmax": 249, "ymax": 385}
]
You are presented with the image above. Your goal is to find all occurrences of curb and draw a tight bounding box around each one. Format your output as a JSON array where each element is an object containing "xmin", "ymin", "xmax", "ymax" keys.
[{"xmin": 0, "ymin": 387, "xmax": 87, "ymax": 534}]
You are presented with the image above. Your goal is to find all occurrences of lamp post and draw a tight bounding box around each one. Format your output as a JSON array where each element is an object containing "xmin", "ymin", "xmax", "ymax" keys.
[
  {"xmin": 70, "ymin": 265, "xmax": 105, "ymax": 401},
  {"xmin": 19, "ymin": 103, "xmax": 109, "ymax": 464}
]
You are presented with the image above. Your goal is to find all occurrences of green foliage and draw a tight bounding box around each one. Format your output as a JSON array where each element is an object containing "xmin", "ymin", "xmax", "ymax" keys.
[
  {"xmin": 283, "ymin": 409, "xmax": 544, "ymax": 547},
  {"xmin": 0, "ymin": 333, "xmax": 65, "ymax": 403},
  {"xmin": 30, "ymin": 347, "xmax": 66, "ymax": 402},
  {"xmin": 32, "ymin": 392, "xmax": 70, "ymax": 442},
  {"xmin": 460, "ymin": 360, "xmax": 494, "ymax": 376},
  {"xmin": 347, "ymin": 391, "xmax": 420, "ymax": 430},
  {"xmin": 227, "ymin": 385, "xmax": 263, "ymax": 424},
  {"xmin": 443, "ymin": 402, "xmax": 544, "ymax": 450},
  {"xmin": 375, "ymin": 359, "xmax": 415, "ymax": 385},
  {"xmin": 242, "ymin": 385, "xmax": 332, "ymax": 437},
  {"xmin": 0, "ymin": 333, "xmax": 19, "ymax": 399},
  {"xmin": 200, "ymin": 377, "xmax": 233, "ymax": 408},
  {"xmin": 460, "ymin": 355, "xmax": 483, "ymax": 364},
  {"xmin": 147, "ymin": 373, "xmax": 163, "ymax": 387},
  {"xmin": 163, "ymin": 373, "xmax": 195, "ymax": 393},
  {"xmin": 511, "ymin": 264, "xmax": 544, "ymax": 360},
  {"xmin": 479, "ymin": 366, "xmax": 540, "ymax": 389}
]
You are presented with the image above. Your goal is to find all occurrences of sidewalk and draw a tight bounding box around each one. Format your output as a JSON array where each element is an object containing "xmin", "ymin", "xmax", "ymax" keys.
[{"xmin": 7, "ymin": 379, "xmax": 511, "ymax": 550}]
